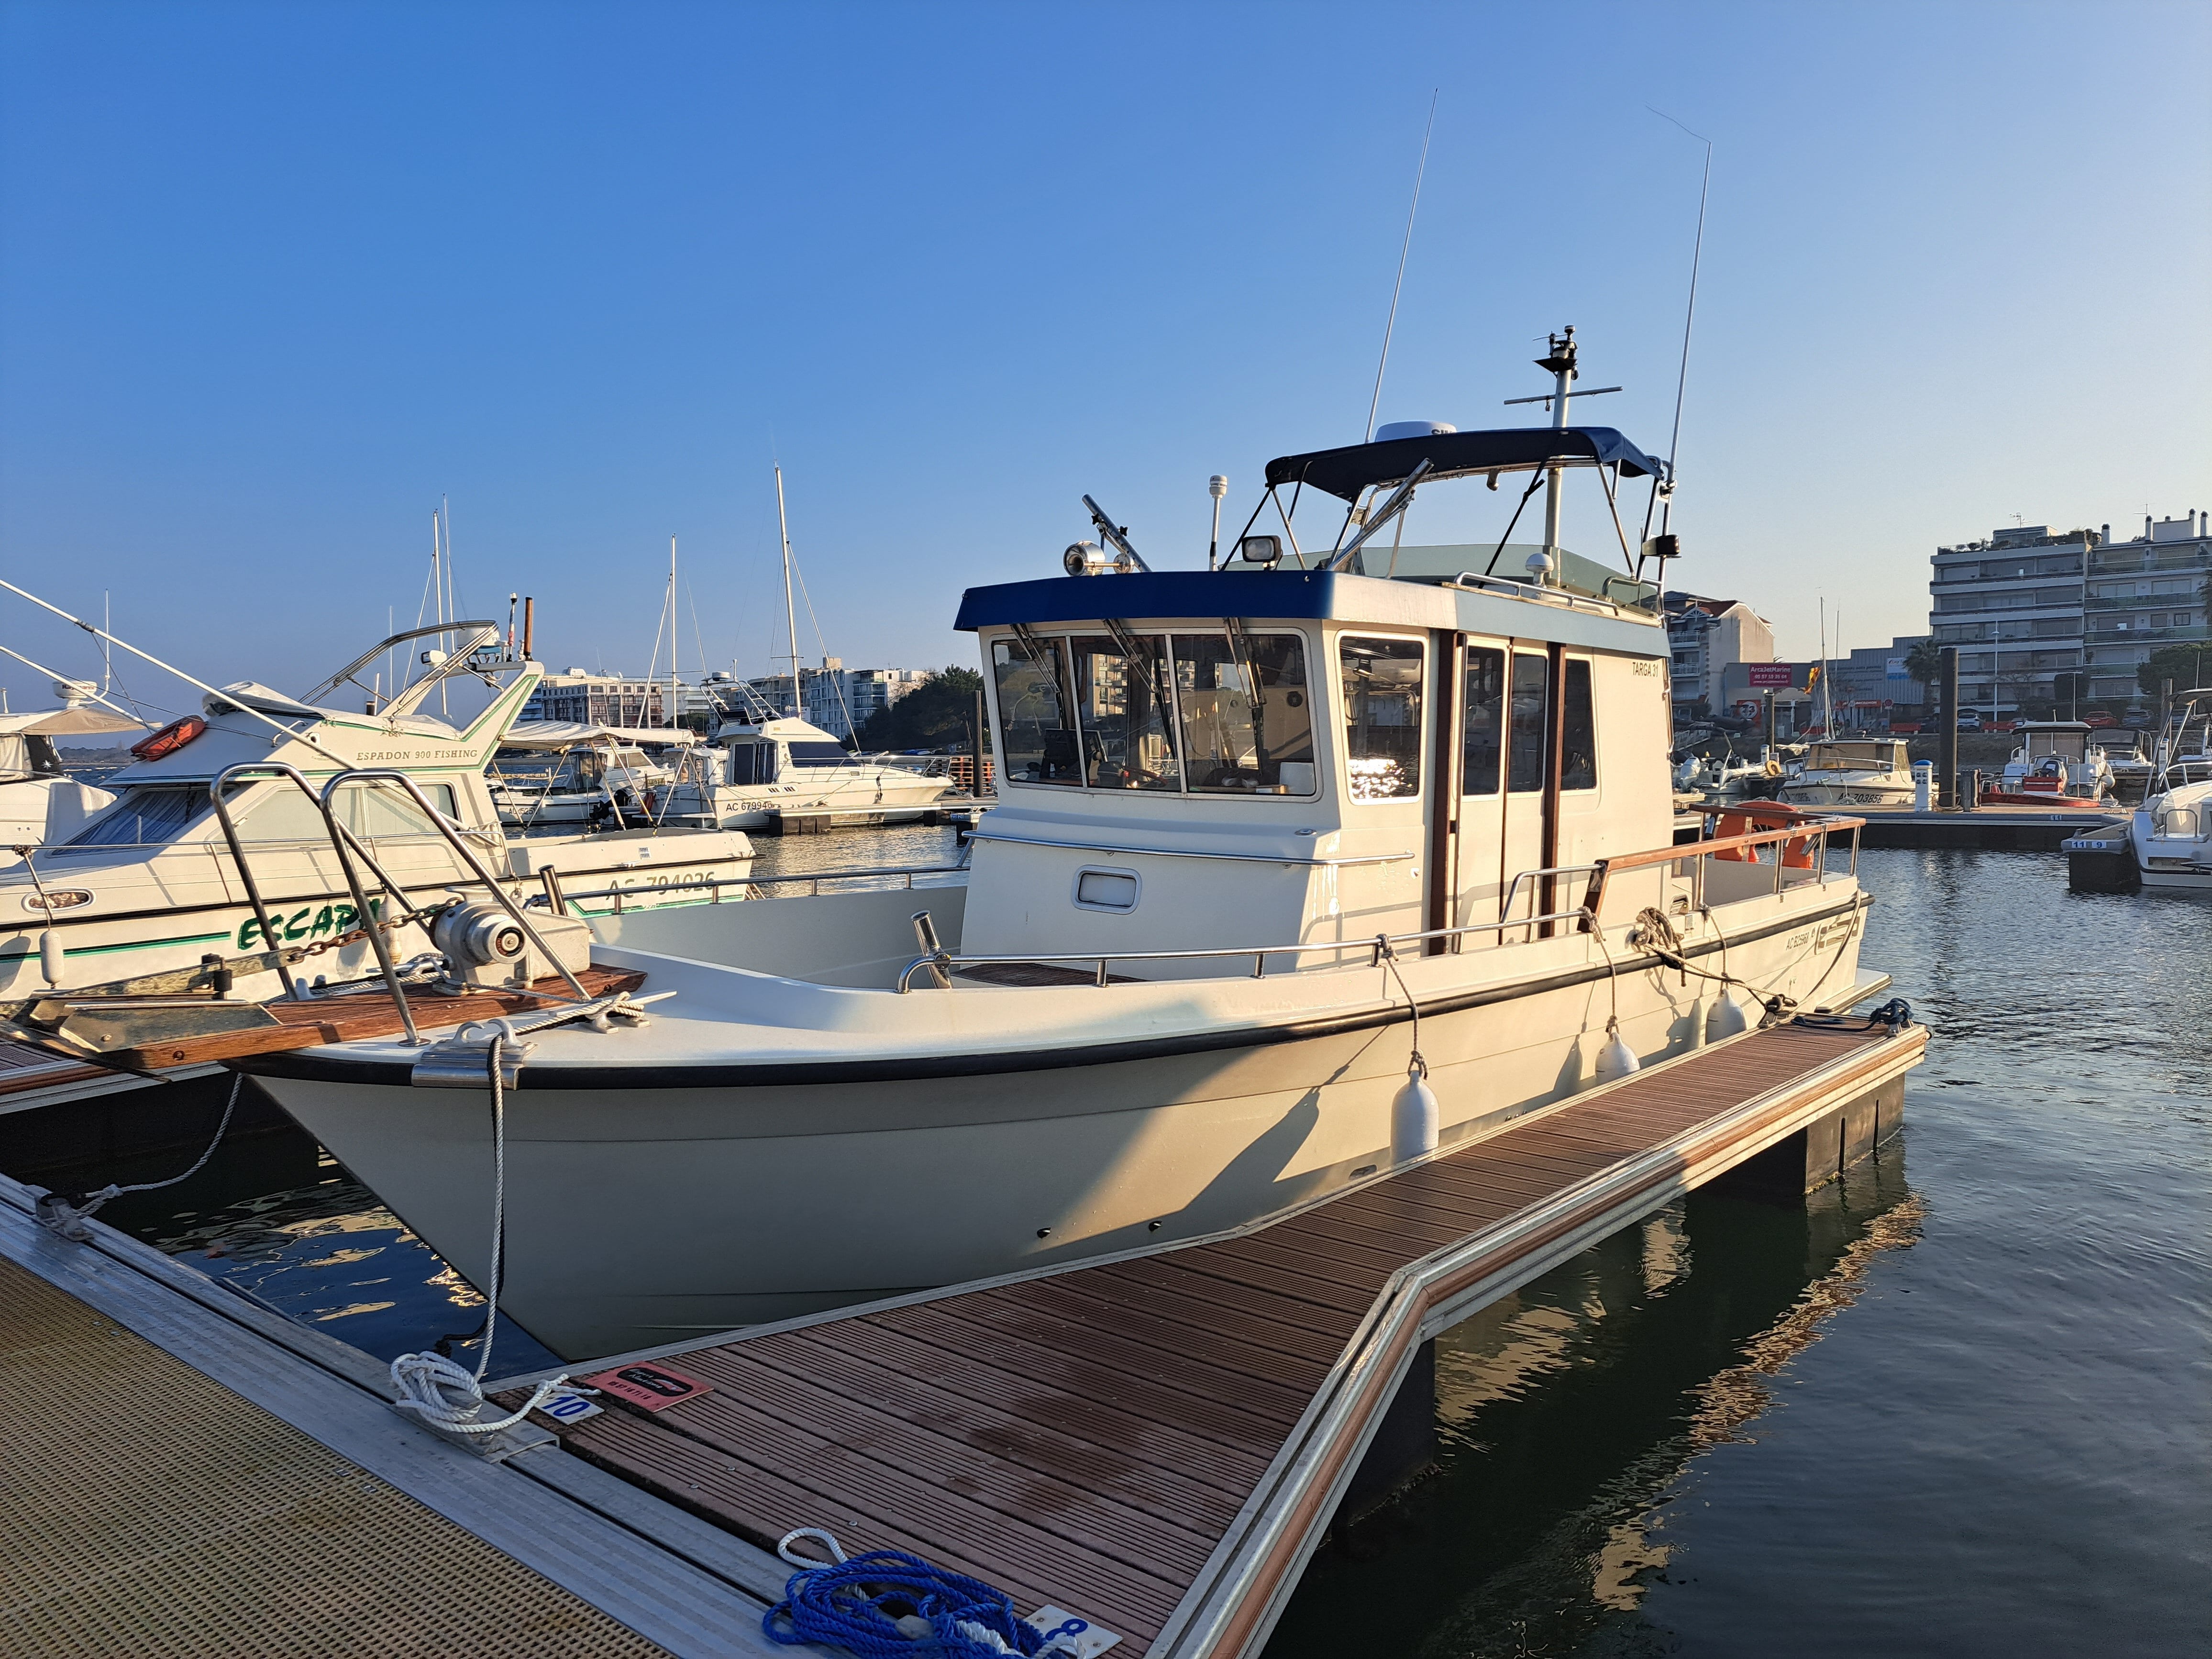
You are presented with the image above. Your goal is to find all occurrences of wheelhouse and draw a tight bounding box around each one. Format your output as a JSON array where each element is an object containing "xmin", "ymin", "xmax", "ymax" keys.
[{"xmin": 954, "ymin": 416, "xmax": 1693, "ymax": 974}]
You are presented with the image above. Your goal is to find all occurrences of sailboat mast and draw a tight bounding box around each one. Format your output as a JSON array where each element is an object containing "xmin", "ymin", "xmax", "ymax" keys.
[
  {"xmin": 669, "ymin": 533, "xmax": 679, "ymax": 731},
  {"xmin": 774, "ymin": 464, "xmax": 802, "ymax": 721}
]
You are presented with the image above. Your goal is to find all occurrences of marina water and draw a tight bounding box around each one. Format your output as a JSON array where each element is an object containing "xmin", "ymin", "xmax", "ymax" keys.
[{"xmin": 6, "ymin": 837, "xmax": 2202, "ymax": 1655}]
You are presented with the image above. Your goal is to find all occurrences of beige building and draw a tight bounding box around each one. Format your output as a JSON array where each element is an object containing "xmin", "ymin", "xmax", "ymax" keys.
[{"xmin": 1664, "ymin": 593, "xmax": 1776, "ymax": 714}]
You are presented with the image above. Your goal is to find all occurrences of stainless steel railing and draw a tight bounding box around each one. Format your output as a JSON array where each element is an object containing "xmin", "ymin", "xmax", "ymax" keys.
[
  {"xmin": 210, "ymin": 764, "xmax": 596, "ymax": 1043},
  {"xmin": 538, "ymin": 862, "xmax": 970, "ymax": 916}
]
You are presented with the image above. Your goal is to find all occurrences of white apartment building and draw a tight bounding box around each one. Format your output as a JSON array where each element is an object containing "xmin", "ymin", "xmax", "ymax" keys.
[
  {"xmin": 1664, "ymin": 593, "xmax": 1776, "ymax": 714},
  {"xmin": 741, "ymin": 660, "xmax": 930, "ymax": 742},
  {"xmin": 1926, "ymin": 525, "xmax": 2090, "ymax": 717},
  {"xmin": 521, "ymin": 671, "xmax": 668, "ymax": 728},
  {"xmin": 2084, "ymin": 513, "xmax": 2210, "ymax": 703}
]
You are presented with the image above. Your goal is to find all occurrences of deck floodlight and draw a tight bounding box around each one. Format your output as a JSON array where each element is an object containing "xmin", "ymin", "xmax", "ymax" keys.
[{"xmin": 1236, "ymin": 535, "xmax": 1283, "ymax": 568}]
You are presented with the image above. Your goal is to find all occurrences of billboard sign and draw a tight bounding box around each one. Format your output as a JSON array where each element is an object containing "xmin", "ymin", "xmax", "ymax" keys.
[
  {"xmin": 1887, "ymin": 658, "xmax": 1909, "ymax": 680},
  {"xmin": 1745, "ymin": 664, "xmax": 1793, "ymax": 689}
]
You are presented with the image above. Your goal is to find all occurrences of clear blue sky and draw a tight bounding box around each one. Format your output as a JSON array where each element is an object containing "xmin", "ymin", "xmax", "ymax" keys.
[{"xmin": 2, "ymin": 0, "xmax": 2206, "ymax": 714}]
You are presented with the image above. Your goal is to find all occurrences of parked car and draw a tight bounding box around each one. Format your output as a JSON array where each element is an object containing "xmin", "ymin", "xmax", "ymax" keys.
[
  {"xmin": 2082, "ymin": 713, "xmax": 2118, "ymax": 728},
  {"xmin": 1956, "ymin": 713, "xmax": 1983, "ymax": 732}
]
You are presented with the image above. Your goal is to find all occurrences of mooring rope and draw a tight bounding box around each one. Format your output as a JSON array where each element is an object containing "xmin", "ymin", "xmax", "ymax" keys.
[
  {"xmin": 34, "ymin": 1073, "xmax": 246, "ymax": 1239},
  {"xmin": 1373, "ymin": 936, "xmax": 1426, "ymax": 1077},
  {"xmin": 388, "ymin": 1027, "xmax": 586, "ymax": 1435},
  {"xmin": 763, "ymin": 1527, "xmax": 1091, "ymax": 1656}
]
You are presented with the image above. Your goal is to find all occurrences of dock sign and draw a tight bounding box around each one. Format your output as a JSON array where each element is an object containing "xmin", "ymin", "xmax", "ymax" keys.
[{"xmin": 581, "ymin": 1361, "xmax": 715, "ymax": 1412}]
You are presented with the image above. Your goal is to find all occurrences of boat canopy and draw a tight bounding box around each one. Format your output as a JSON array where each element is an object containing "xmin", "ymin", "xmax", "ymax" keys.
[
  {"xmin": 1265, "ymin": 426, "xmax": 1666, "ymax": 502},
  {"xmin": 500, "ymin": 720, "xmax": 699, "ymax": 750},
  {"xmin": 0, "ymin": 708, "xmax": 148, "ymax": 738}
]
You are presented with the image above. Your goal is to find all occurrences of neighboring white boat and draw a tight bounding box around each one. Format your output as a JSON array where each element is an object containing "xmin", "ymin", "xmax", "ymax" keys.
[
  {"xmin": 2096, "ymin": 730, "xmax": 2157, "ymax": 804},
  {"xmin": 0, "ymin": 623, "xmax": 754, "ymax": 1004},
  {"xmin": 669, "ymin": 716, "xmax": 954, "ymax": 828},
  {"xmin": 2125, "ymin": 689, "xmax": 2212, "ymax": 890},
  {"xmin": 661, "ymin": 464, "xmax": 956, "ymax": 831},
  {"xmin": 1985, "ymin": 721, "xmax": 2112, "ymax": 805},
  {"xmin": 1779, "ymin": 739, "xmax": 1914, "ymax": 807},
  {"xmin": 246, "ymin": 364, "xmax": 1892, "ymax": 1361},
  {"xmin": 489, "ymin": 722, "xmax": 693, "ymax": 828},
  {"xmin": 0, "ymin": 686, "xmax": 146, "ymax": 860}
]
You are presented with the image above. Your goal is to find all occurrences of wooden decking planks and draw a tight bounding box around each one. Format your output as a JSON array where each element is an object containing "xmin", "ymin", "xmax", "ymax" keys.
[
  {"xmin": 76, "ymin": 966, "xmax": 647, "ymax": 1071},
  {"xmin": 541, "ymin": 1019, "xmax": 1913, "ymax": 1656}
]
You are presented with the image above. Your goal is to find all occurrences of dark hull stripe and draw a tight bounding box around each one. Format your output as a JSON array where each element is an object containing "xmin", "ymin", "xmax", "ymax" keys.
[{"xmin": 238, "ymin": 895, "xmax": 1865, "ymax": 1092}]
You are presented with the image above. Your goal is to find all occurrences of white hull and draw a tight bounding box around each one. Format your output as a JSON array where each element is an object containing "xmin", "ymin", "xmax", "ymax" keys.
[
  {"xmin": 1, "ymin": 831, "xmax": 754, "ymax": 1001},
  {"xmin": 257, "ymin": 878, "xmax": 1869, "ymax": 1360},
  {"xmin": 1781, "ymin": 776, "xmax": 1914, "ymax": 807},
  {"xmin": 681, "ymin": 770, "xmax": 954, "ymax": 830}
]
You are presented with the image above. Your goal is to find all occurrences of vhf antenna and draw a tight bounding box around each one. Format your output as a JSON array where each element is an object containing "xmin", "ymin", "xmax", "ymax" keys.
[
  {"xmin": 1650, "ymin": 107, "xmax": 1711, "ymax": 542},
  {"xmin": 1362, "ymin": 90, "xmax": 1438, "ymax": 444}
]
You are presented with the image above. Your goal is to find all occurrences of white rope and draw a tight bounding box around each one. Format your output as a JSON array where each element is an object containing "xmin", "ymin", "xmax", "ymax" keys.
[
  {"xmin": 388, "ymin": 1028, "xmax": 588, "ymax": 1435},
  {"xmin": 38, "ymin": 1075, "xmax": 245, "ymax": 1239}
]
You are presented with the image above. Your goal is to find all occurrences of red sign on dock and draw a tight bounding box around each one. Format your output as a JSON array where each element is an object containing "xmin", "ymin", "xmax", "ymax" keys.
[{"xmin": 581, "ymin": 1361, "xmax": 714, "ymax": 1412}]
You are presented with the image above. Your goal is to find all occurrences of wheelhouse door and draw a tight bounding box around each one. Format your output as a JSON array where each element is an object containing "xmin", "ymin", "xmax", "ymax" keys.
[{"xmin": 1494, "ymin": 646, "xmax": 1552, "ymax": 933}]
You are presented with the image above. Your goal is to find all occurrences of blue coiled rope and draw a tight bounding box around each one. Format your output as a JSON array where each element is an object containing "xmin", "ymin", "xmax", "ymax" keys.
[{"xmin": 762, "ymin": 1531, "xmax": 1070, "ymax": 1657}]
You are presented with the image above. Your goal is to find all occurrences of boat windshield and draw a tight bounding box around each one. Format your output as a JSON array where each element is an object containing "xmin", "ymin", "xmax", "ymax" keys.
[
  {"xmin": 992, "ymin": 630, "xmax": 1317, "ymax": 795},
  {"xmin": 1806, "ymin": 742, "xmax": 1901, "ymax": 771},
  {"xmin": 63, "ymin": 785, "xmax": 211, "ymax": 848},
  {"xmin": 2026, "ymin": 732, "xmax": 2087, "ymax": 761},
  {"xmin": 787, "ymin": 742, "xmax": 858, "ymax": 768}
]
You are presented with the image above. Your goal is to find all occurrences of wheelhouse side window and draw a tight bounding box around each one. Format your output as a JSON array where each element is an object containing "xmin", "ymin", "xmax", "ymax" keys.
[
  {"xmin": 1462, "ymin": 647, "xmax": 1506, "ymax": 796},
  {"xmin": 1339, "ymin": 636, "xmax": 1425, "ymax": 801},
  {"xmin": 787, "ymin": 742, "xmax": 858, "ymax": 768},
  {"xmin": 234, "ymin": 780, "xmax": 460, "ymax": 841},
  {"xmin": 1174, "ymin": 632, "xmax": 1316, "ymax": 794},
  {"xmin": 1561, "ymin": 659, "xmax": 1597, "ymax": 791},
  {"xmin": 991, "ymin": 636, "xmax": 1082, "ymax": 786},
  {"xmin": 1067, "ymin": 634, "xmax": 1182, "ymax": 792},
  {"xmin": 1506, "ymin": 651, "xmax": 1548, "ymax": 793},
  {"xmin": 62, "ymin": 785, "xmax": 212, "ymax": 848}
]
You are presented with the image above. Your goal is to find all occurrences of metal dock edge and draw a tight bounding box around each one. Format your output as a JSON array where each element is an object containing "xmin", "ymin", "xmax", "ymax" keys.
[{"xmin": 0, "ymin": 1170, "xmax": 825, "ymax": 1659}]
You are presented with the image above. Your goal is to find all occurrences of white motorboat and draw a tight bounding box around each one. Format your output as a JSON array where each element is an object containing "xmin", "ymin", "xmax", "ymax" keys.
[
  {"xmin": 243, "ymin": 348, "xmax": 1891, "ymax": 1361},
  {"xmin": 657, "ymin": 465, "xmax": 955, "ymax": 830},
  {"xmin": 0, "ymin": 622, "xmax": 754, "ymax": 1005},
  {"xmin": 1982, "ymin": 721, "xmax": 2112, "ymax": 806},
  {"xmin": 1779, "ymin": 739, "xmax": 1914, "ymax": 807},
  {"xmin": 670, "ymin": 715, "xmax": 954, "ymax": 828},
  {"xmin": 2096, "ymin": 730, "xmax": 2157, "ymax": 804},
  {"xmin": 489, "ymin": 722, "xmax": 693, "ymax": 828},
  {"xmin": 0, "ymin": 686, "xmax": 146, "ymax": 859},
  {"xmin": 2125, "ymin": 689, "xmax": 2212, "ymax": 890}
]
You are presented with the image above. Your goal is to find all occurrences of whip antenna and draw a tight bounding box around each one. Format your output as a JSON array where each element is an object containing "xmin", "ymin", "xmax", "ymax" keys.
[
  {"xmin": 1362, "ymin": 90, "xmax": 1438, "ymax": 444},
  {"xmin": 1649, "ymin": 107, "xmax": 1711, "ymax": 535}
]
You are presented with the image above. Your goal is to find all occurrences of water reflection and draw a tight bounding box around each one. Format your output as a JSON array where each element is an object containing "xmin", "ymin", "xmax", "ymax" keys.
[{"xmin": 1266, "ymin": 1147, "xmax": 1920, "ymax": 1659}]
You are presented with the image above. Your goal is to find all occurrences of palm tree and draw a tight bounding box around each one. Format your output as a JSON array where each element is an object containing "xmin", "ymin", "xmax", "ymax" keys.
[{"xmin": 1904, "ymin": 638, "xmax": 1946, "ymax": 708}]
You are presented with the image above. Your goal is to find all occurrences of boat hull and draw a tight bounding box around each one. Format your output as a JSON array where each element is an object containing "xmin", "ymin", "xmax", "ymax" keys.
[{"xmin": 254, "ymin": 892, "xmax": 1869, "ymax": 1360}]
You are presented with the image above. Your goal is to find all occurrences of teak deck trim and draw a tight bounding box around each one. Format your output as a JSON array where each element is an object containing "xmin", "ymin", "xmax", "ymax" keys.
[{"xmin": 522, "ymin": 1016, "xmax": 1925, "ymax": 1658}]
